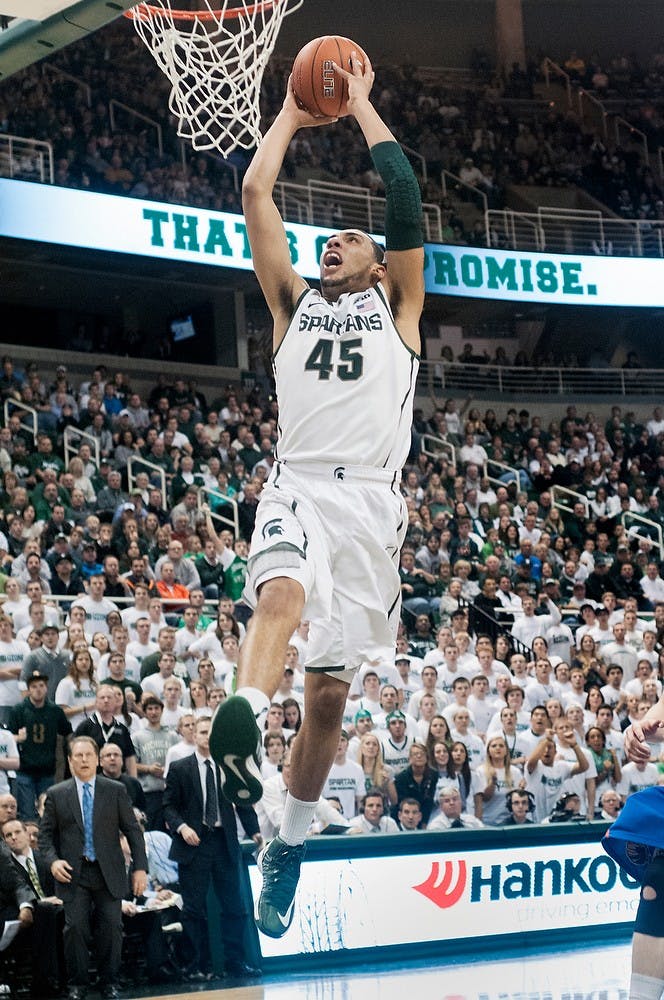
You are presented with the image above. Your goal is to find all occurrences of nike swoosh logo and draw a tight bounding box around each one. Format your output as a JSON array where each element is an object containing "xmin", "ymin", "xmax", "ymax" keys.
[
  {"xmin": 222, "ymin": 754, "xmax": 251, "ymax": 798},
  {"xmin": 276, "ymin": 899, "xmax": 295, "ymax": 927}
]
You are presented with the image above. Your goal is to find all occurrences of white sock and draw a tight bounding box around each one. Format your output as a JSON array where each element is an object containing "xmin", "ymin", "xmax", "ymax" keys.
[
  {"xmin": 235, "ymin": 686, "xmax": 271, "ymax": 728},
  {"xmin": 279, "ymin": 792, "xmax": 318, "ymax": 846},
  {"xmin": 630, "ymin": 972, "xmax": 664, "ymax": 1000}
]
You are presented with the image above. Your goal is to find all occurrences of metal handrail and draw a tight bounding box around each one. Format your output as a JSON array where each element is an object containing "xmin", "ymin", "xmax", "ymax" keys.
[
  {"xmin": 0, "ymin": 134, "xmax": 53, "ymax": 184},
  {"xmin": 42, "ymin": 62, "xmax": 92, "ymax": 108},
  {"xmin": 178, "ymin": 140, "xmax": 239, "ymax": 193},
  {"xmin": 3, "ymin": 398, "xmax": 37, "ymax": 442},
  {"xmin": 488, "ymin": 209, "xmax": 544, "ymax": 252},
  {"xmin": 577, "ymin": 87, "xmax": 609, "ymax": 140},
  {"xmin": 401, "ymin": 143, "xmax": 428, "ymax": 183},
  {"xmin": 483, "ymin": 459, "xmax": 520, "ymax": 490},
  {"xmin": 614, "ymin": 116, "xmax": 649, "ymax": 165},
  {"xmin": 621, "ymin": 511, "xmax": 664, "ymax": 559},
  {"xmin": 459, "ymin": 595, "xmax": 532, "ymax": 659},
  {"xmin": 417, "ymin": 359, "xmax": 664, "ymax": 397},
  {"xmin": 551, "ymin": 484, "xmax": 589, "ymax": 518},
  {"xmin": 542, "ymin": 57, "xmax": 573, "ymax": 109},
  {"xmin": 109, "ymin": 99, "xmax": 163, "ymax": 158},
  {"xmin": 273, "ymin": 178, "xmax": 442, "ymax": 242},
  {"xmin": 127, "ymin": 455, "xmax": 167, "ymax": 509},
  {"xmin": 486, "ymin": 206, "xmax": 664, "ymax": 257},
  {"xmin": 63, "ymin": 426, "xmax": 100, "ymax": 470},
  {"xmin": 198, "ymin": 485, "xmax": 240, "ymax": 541},
  {"xmin": 441, "ymin": 169, "xmax": 489, "ymax": 239},
  {"xmin": 420, "ymin": 433, "xmax": 456, "ymax": 468}
]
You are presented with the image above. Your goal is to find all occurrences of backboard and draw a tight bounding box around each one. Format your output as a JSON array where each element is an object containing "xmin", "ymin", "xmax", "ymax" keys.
[{"xmin": 0, "ymin": 0, "xmax": 135, "ymax": 79}]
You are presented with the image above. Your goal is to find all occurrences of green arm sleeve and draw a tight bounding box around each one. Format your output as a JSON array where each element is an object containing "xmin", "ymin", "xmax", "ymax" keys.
[{"xmin": 370, "ymin": 140, "xmax": 424, "ymax": 251}]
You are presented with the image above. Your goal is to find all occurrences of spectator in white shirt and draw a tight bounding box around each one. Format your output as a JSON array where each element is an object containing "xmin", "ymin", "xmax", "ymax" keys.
[
  {"xmin": 322, "ymin": 731, "xmax": 365, "ymax": 820},
  {"xmin": 600, "ymin": 664, "xmax": 627, "ymax": 716},
  {"xmin": 511, "ymin": 594, "xmax": 561, "ymax": 649},
  {"xmin": 458, "ymin": 431, "xmax": 488, "ymax": 469},
  {"xmin": 525, "ymin": 658, "xmax": 558, "ymax": 711},
  {"xmin": 589, "ymin": 605, "xmax": 615, "ymax": 650},
  {"xmin": 617, "ymin": 759, "xmax": 660, "ymax": 801},
  {"xmin": 449, "ymin": 706, "xmax": 486, "ymax": 767},
  {"xmin": 635, "ymin": 630, "xmax": 659, "ymax": 670},
  {"xmin": 467, "ymin": 675, "xmax": 495, "ymax": 736},
  {"xmin": 348, "ymin": 789, "xmax": 399, "ymax": 834},
  {"xmin": 427, "ymin": 785, "xmax": 485, "ymax": 831},
  {"xmin": 602, "ymin": 621, "xmax": 639, "ymax": 683},
  {"xmin": 639, "ymin": 561, "xmax": 664, "ymax": 608},
  {"xmin": 163, "ymin": 712, "xmax": 197, "ymax": 777},
  {"xmin": 646, "ymin": 406, "xmax": 664, "ymax": 438}
]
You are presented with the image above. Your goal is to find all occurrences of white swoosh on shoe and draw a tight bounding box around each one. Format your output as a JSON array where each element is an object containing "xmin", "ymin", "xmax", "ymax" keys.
[
  {"xmin": 276, "ymin": 899, "xmax": 295, "ymax": 927},
  {"xmin": 222, "ymin": 754, "xmax": 251, "ymax": 797}
]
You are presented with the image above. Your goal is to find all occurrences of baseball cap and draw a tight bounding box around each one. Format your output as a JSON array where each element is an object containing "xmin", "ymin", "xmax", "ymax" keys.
[
  {"xmin": 597, "ymin": 605, "xmax": 610, "ymax": 615},
  {"xmin": 340, "ymin": 729, "xmax": 349, "ymax": 741},
  {"xmin": 386, "ymin": 710, "xmax": 406, "ymax": 723},
  {"xmin": 26, "ymin": 670, "xmax": 49, "ymax": 685},
  {"xmin": 55, "ymin": 553, "xmax": 73, "ymax": 564},
  {"xmin": 118, "ymin": 409, "xmax": 130, "ymax": 417},
  {"xmin": 579, "ymin": 602, "xmax": 596, "ymax": 613},
  {"xmin": 54, "ymin": 532, "xmax": 69, "ymax": 542},
  {"xmin": 354, "ymin": 709, "xmax": 372, "ymax": 722},
  {"xmin": 395, "ymin": 654, "xmax": 411, "ymax": 662}
]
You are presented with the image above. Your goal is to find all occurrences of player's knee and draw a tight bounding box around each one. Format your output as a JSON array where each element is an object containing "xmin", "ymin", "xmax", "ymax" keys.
[
  {"xmin": 257, "ymin": 577, "xmax": 305, "ymax": 617},
  {"xmin": 303, "ymin": 677, "xmax": 348, "ymax": 728},
  {"xmin": 635, "ymin": 855, "xmax": 664, "ymax": 937}
]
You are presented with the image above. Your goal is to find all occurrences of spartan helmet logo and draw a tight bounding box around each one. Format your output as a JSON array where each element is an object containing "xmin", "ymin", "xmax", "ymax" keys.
[
  {"xmin": 261, "ymin": 518, "xmax": 284, "ymax": 540},
  {"xmin": 333, "ymin": 467, "xmax": 345, "ymax": 480}
]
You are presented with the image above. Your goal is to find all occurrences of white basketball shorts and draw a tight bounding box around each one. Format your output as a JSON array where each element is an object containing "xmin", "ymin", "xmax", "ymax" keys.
[{"xmin": 243, "ymin": 460, "xmax": 407, "ymax": 682}]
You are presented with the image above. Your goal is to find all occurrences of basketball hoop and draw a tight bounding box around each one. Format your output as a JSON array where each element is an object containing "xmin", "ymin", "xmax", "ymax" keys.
[{"xmin": 124, "ymin": 0, "xmax": 303, "ymax": 157}]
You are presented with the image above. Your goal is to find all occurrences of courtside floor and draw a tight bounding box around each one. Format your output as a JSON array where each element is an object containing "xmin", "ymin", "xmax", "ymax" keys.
[{"xmin": 126, "ymin": 933, "xmax": 633, "ymax": 999}]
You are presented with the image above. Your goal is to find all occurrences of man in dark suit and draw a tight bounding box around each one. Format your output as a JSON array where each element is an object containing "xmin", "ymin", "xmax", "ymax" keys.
[
  {"xmin": 163, "ymin": 716, "xmax": 262, "ymax": 983},
  {"xmin": 0, "ymin": 834, "xmax": 35, "ymax": 992},
  {"xmin": 3, "ymin": 817, "xmax": 64, "ymax": 996},
  {"xmin": 38, "ymin": 735, "xmax": 148, "ymax": 1000}
]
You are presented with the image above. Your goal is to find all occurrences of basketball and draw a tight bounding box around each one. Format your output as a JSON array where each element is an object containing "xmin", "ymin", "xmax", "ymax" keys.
[{"xmin": 291, "ymin": 35, "xmax": 369, "ymax": 118}]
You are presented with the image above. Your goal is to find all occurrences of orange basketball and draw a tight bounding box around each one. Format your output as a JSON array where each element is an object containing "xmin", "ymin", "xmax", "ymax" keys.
[{"xmin": 291, "ymin": 35, "xmax": 369, "ymax": 118}]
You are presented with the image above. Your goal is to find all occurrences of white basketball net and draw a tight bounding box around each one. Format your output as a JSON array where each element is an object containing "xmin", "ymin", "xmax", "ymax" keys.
[{"xmin": 127, "ymin": 0, "xmax": 303, "ymax": 157}]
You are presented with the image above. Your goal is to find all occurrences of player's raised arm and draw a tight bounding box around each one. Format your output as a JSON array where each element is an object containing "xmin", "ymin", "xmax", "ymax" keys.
[
  {"xmin": 336, "ymin": 53, "xmax": 425, "ymax": 353},
  {"xmin": 242, "ymin": 81, "xmax": 337, "ymax": 345}
]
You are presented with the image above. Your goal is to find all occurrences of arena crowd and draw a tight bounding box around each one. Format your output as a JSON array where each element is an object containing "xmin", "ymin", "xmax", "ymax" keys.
[
  {"xmin": 3, "ymin": 30, "xmax": 664, "ymax": 251},
  {"xmin": 0, "ymin": 357, "xmax": 661, "ymax": 844}
]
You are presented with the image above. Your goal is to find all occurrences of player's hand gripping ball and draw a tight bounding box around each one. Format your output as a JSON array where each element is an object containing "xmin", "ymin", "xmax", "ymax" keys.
[{"xmin": 291, "ymin": 35, "xmax": 369, "ymax": 117}]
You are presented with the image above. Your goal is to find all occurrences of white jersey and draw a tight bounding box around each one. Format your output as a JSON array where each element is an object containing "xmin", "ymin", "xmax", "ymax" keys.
[{"xmin": 274, "ymin": 285, "xmax": 419, "ymax": 469}]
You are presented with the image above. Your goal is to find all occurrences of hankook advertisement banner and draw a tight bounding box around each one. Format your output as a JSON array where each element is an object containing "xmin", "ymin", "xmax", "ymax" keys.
[{"xmin": 249, "ymin": 840, "xmax": 639, "ymax": 958}]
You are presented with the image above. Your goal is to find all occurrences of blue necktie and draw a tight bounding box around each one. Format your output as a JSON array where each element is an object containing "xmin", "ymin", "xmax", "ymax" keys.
[{"xmin": 83, "ymin": 782, "xmax": 96, "ymax": 860}]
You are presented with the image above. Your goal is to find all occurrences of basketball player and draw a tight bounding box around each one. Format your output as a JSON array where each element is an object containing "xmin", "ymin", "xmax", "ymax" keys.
[
  {"xmin": 603, "ymin": 691, "xmax": 664, "ymax": 1000},
  {"xmin": 209, "ymin": 51, "xmax": 424, "ymax": 937}
]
